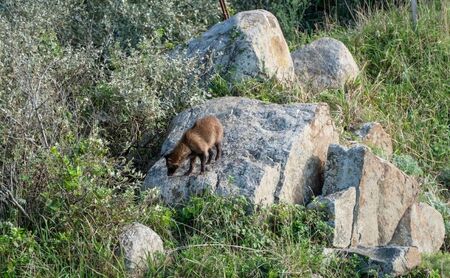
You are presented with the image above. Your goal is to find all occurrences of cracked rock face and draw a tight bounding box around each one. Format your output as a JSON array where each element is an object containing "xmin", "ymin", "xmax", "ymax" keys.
[
  {"xmin": 185, "ymin": 10, "xmax": 294, "ymax": 83},
  {"xmin": 291, "ymin": 37, "xmax": 359, "ymax": 92},
  {"xmin": 322, "ymin": 144, "xmax": 419, "ymax": 247},
  {"xmin": 390, "ymin": 202, "xmax": 445, "ymax": 254},
  {"xmin": 143, "ymin": 97, "xmax": 338, "ymax": 205}
]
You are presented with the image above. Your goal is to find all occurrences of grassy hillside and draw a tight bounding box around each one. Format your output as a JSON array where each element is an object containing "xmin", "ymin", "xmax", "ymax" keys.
[{"xmin": 0, "ymin": 0, "xmax": 448, "ymax": 276}]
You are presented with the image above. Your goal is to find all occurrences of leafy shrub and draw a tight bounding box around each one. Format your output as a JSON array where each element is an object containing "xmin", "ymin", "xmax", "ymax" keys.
[
  {"xmin": 0, "ymin": 0, "xmax": 213, "ymax": 224},
  {"xmin": 0, "ymin": 224, "xmax": 38, "ymax": 275},
  {"xmin": 1, "ymin": 0, "xmax": 221, "ymax": 50},
  {"xmin": 85, "ymin": 43, "xmax": 210, "ymax": 170}
]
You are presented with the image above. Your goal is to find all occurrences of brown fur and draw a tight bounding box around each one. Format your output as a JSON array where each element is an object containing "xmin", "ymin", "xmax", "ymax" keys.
[{"xmin": 165, "ymin": 116, "xmax": 224, "ymax": 176}]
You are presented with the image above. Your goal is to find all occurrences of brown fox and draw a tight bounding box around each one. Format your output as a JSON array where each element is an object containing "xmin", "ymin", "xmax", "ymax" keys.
[{"xmin": 164, "ymin": 115, "xmax": 223, "ymax": 176}]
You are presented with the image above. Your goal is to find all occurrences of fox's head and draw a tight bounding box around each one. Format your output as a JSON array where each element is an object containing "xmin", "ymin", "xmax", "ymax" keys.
[{"xmin": 164, "ymin": 153, "xmax": 180, "ymax": 176}]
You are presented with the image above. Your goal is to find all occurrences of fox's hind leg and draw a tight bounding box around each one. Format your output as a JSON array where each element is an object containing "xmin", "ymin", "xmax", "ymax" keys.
[
  {"xmin": 200, "ymin": 152, "xmax": 207, "ymax": 174},
  {"xmin": 215, "ymin": 143, "xmax": 222, "ymax": 161},
  {"xmin": 207, "ymin": 149, "xmax": 214, "ymax": 164}
]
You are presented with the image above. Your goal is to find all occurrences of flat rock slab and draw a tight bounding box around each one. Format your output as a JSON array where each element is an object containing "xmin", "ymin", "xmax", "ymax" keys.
[
  {"xmin": 326, "ymin": 246, "xmax": 421, "ymax": 277},
  {"xmin": 308, "ymin": 187, "xmax": 356, "ymax": 248},
  {"xmin": 323, "ymin": 144, "xmax": 419, "ymax": 247},
  {"xmin": 291, "ymin": 37, "xmax": 359, "ymax": 92},
  {"xmin": 186, "ymin": 10, "xmax": 294, "ymax": 83},
  {"xmin": 144, "ymin": 97, "xmax": 338, "ymax": 205},
  {"xmin": 390, "ymin": 202, "xmax": 445, "ymax": 254}
]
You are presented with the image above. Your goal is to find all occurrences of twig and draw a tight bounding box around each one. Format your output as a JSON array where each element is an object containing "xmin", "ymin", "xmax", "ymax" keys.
[
  {"xmin": 0, "ymin": 185, "xmax": 34, "ymax": 223},
  {"xmin": 36, "ymin": 112, "xmax": 49, "ymax": 148},
  {"xmin": 219, "ymin": 0, "xmax": 230, "ymax": 20}
]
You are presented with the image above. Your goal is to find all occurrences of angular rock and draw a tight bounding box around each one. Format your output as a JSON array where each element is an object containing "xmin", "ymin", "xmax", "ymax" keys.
[
  {"xmin": 308, "ymin": 187, "xmax": 356, "ymax": 248},
  {"xmin": 119, "ymin": 223, "xmax": 164, "ymax": 276},
  {"xmin": 323, "ymin": 144, "xmax": 419, "ymax": 247},
  {"xmin": 143, "ymin": 97, "xmax": 338, "ymax": 205},
  {"xmin": 390, "ymin": 202, "xmax": 445, "ymax": 254},
  {"xmin": 327, "ymin": 246, "xmax": 421, "ymax": 277},
  {"xmin": 354, "ymin": 122, "xmax": 393, "ymax": 159},
  {"xmin": 186, "ymin": 10, "xmax": 294, "ymax": 83},
  {"xmin": 291, "ymin": 37, "xmax": 359, "ymax": 92}
]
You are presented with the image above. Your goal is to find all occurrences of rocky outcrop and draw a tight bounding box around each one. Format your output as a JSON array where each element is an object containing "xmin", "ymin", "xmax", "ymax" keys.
[
  {"xmin": 353, "ymin": 122, "xmax": 393, "ymax": 159},
  {"xmin": 311, "ymin": 143, "xmax": 445, "ymax": 277},
  {"xmin": 390, "ymin": 202, "xmax": 445, "ymax": 254},
  {"xmin": 291, "ymin": 37, "xmax": 359, "ymax": 92},
  {"xmin": 326, "ymin": 246, "xmax": 421, "ymax": 277},
  {"xmin": 143, "ymin": 97, "xmax": 338, "ymax": 205},
  {"xmin": 322, "ymin": 144, "xmax": 419, "ymax": 247},
  {"xmin": 185, "ymin": 10, "xmax": 294, "ymax": 83},
  {"xmin": 308, "ymin": 187, "xmax": 356, "ymax": 248},
  {"xmin": 119, "ymin": 223, "xmax": 164, "ymax": 277}
]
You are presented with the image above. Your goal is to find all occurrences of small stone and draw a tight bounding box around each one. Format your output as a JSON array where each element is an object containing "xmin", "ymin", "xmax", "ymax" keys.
[
  {"xmin": 119, "ymin": 223, "xmax": 164, "ymax": 277},
  {"xmin": 354, "ymin": 122, "xmax": 393, "ymax": 159}
]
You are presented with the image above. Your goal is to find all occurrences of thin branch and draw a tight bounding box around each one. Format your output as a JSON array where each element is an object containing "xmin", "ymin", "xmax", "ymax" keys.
[
  {"xmin": 219, "ymin": 0, "xmax": 230, "ymax": 20},
  {"xmin": 0, "ymin": 185, "xmax": 34, "ymax": 223}
]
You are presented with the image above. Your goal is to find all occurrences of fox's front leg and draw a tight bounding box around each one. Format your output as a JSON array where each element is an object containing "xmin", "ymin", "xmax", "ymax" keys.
[
  {"xmin": 200, "ymin": 152, "xmax": 207, "ymax": 174},
  {"xmin": 184, "ymin": 155, "xmax": 196, "ymax": 176}
]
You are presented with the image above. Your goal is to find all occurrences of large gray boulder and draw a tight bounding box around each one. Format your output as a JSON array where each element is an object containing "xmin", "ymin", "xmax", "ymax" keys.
[
  {"xmin": 291, "ymin": 37, "xmax": 359, "ymax": 92},
  {"xmin": 119, "ymin": 223, "xmax": 164, "ymax": 277},
  {"xmin": 390, "ymin": 202, "xmax": 445, "ymax": 254},
  {"xmin": 143, "ymin": 97, "xmax": 338, "ymax": 205},
  {"xmin": 325, "ymin": 246, "xmax": 421, "ymax": 277},
  {"xmin": 185, "ymin": 10, "xmax": 294, "ymax": 83},
  {"xmin": 322, "ymin": 144, "xmax": 419, "ymax": 247}
]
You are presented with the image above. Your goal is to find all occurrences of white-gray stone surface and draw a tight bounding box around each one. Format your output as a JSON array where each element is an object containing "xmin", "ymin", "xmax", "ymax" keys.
[
  {"xmin": 308, "ymin": 187, "xmax": 356, "ymax": 248},
  {"xmin": 354, "ymin": 122, "xmax": 393, "ymax": 159},
  {"xmin": 291, "ymin": 37, "xmax": 359, "ymax": 92},
  {"xmin": 323, "ymin": 144, "xmax": 419, "ymax": 247},
  {"xmin": 390, "ymin": 202, "xmax": 445, "ymax": 254},
  {"xmin": 185, "ymin": 10, "xmax": 294, "ymax": 83},
  {"xmin": 143, "ymin": 97, "xmax": 338, "ymax": 205},
  {"xmin": 119, "ymin": 223, "xmax": 164, "ymax": 277}
]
